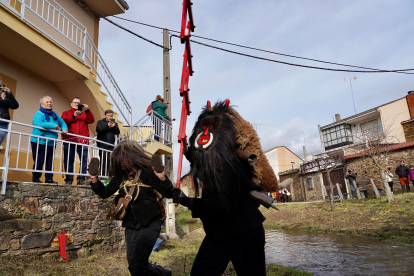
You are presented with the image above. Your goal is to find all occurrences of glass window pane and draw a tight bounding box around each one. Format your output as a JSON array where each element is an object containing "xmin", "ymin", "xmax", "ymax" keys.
[{"xmin": 331, "ymin": 132, "xmax": 337, "ymax": 139}]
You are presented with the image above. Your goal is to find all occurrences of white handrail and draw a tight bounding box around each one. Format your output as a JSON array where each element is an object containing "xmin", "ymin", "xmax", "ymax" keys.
[{"xmin": 0, "ymin": 118, "xmax": 115, "ymax": 194}]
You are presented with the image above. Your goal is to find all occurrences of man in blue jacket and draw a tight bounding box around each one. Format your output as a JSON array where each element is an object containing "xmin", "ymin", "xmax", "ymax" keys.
[{"xmin": 31, "ymin": 96, "xmax": 68, "ymax": 183}]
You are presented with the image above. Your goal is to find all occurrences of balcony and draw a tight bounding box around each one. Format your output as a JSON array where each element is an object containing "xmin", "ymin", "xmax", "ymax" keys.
[{"xmin": 0, "ymin": 0, "xmax": 132, "ymax": 125}]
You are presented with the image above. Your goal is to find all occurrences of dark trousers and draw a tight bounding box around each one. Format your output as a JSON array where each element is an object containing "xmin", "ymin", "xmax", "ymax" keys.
[
  {"xmin": 402, "ymin": 184, "xmax": 410, "ymax": 193},
  {"xmin": 31, "ymin": 142, "xmax": 55, "ymax": 181},
  {"xmin": 388, "ymin": 182, "xmax": 394, "ymax": 192},
  {"xmin": 191, "ymin": 225, "xmax": 266, "ymax": 276},
  {"xmin": 125, "ymin": 220, "xmax": 162, "ymax": 276},
  {"xmin": 98, "ymin": 150, "xmax": 111, "ymax": 176},
  {"xmin": 63, "ymin": 143, "xmax": 88, "ymax": 182}
]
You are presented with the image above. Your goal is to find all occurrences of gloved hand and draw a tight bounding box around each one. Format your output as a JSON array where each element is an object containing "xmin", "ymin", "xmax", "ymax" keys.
[{"xmin": 172, "ymin": 188, "xmax": 193, "ymax": 207}]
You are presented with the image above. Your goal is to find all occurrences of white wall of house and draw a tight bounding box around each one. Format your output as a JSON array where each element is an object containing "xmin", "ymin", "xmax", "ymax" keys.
[
  {"xmin": 378, "ymin": 98, "xmax": 410, "ymax": 143},
  {"xmin": 265, "ymin": 149, "xmax": 280, "ymax": 181}
]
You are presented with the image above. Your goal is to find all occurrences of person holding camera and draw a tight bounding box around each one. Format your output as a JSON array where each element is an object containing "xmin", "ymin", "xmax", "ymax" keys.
[
  {"xmin": 61, "ymin": 97, "xmax": 95, "ymax": 184},
  {"xmin": 0, "ymin": 77, "xmax": 19, "ymax": 145},
  {"xmin": 96, "ymin": 109, "xmax": 120, "ymax": 176},
  {"xmin": 345, "ymin": 170, "xmax": 357, "ymax": 198}
]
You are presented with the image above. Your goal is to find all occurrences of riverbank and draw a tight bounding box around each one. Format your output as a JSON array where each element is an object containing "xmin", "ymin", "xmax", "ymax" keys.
[
  {"xmin": 261, "ymin": 192, "xmax": 414, "ymax": 243},
  {"xmin": 0, "ymin": 228, "xmax": 312, "ymax": 276}
]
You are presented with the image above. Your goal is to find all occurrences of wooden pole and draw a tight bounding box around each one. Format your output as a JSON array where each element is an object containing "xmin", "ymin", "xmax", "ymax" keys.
[
  {"xmin": 336, "ymin": 183, "xmax": 344, "ymax": 202},
  {"xmin": 352, "ymin": 180, "xmax": 361, "ymax": 199},
  {"xmin": 370, "ymin": 178, "xmax": 381, "ymax": 199}
]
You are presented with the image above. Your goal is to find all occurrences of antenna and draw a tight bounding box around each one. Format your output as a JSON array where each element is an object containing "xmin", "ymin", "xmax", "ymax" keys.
[
  {"xmin": 253, "ymin": 123, "xmax": 264, "ymax": 132},
  {"xmin": 344, "ymin": 76, "xmax": 357, "ymax": 114}
]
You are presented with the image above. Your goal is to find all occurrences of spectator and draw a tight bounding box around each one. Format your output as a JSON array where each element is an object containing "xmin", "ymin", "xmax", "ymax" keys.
[
  {"xmin": 282, "ymin": 188, "xmax": 289, "ymax": 202},
  {"xmin": 152, "ymin": 95, "xmax": 170, "ymax": 142},
  {"xmin": 276, "ymin": 191, "xmax": 281, "ymax": 202},
  {"xmin": 408, "ymin": 166, "xmax": 414, "ymax": 192},
  {"xmin": 395, "ymin": 160, "xmax": 410, "ymax": 193},
  {"xmin": 31, "ymin": 96, "xmax": 68, "ymax": 183},
  {"xmin": 61, "ymin": 97, "xmax": 95, "ymax": 184},
  {"xmin": 96, "ymin": 110, "xmax": 120, "ymax": 176},
  {"xmin": 345, "ymin": 170, "xmax": 357, "ymax": 198},
  {"xmin": 385, "ymin": 170, "xmax": 394, "ymax": 194},
  {"xmin": 0, "ymin": 77, "xmax": 19, "ymax": 144}
]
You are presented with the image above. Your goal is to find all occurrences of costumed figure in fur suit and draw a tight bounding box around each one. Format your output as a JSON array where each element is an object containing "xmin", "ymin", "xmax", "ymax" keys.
[{"xmin": 172, "ymin": 100, "xmax": 278, "ymax": 276}]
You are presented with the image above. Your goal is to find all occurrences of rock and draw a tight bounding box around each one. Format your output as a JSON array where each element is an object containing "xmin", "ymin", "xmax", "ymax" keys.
[
  {"xmin": 0, "ymin": 210, "xmax": 18, "ymax": 221},
  {"xmin": 66, "ymin": 202, "xmax": 75, "ymax": 213},
  {"xmin": 91, "ymin": 198, "xmax": 100, "ymax": 203},
  {"xmin": 20, "ymin": 197, "xmax": 39, "ymax": 214},
  {"xmin": 51, "ymin": 234, "xmax": 73, "ymax": 247},
  {"xmin": 96, "ymin": 228, "xmax": 112, "ymax": 238},
  {"xmin": 78, "ymin": 200, "xmax": 88, "ymax": 213},
  {"xmin": 52, "ymin": 215, "xmax": 64, "ymax": 224},
  {"xmin": 21, "ymin": 233, "xmax": 54, "ymax": 250},
  {"xmin": 87, "ymin": 234, "xmax": 94, "ymax": 241},
  {"xmin": 0, "ymin": 235, "xmax": 12, "ymax": 250},
  {"xmin": 38, "ymin": 205, "xmax": 54, "ymax": 217},
  {"xmin": 0, "ymin": 219, "xmax": 42, "ymax": 231},
  {"xmin": 92, "ymin": 220, "xmax": 100, "ymax": 229},
  {"xmin": 57, "ymin": 205, "xmax": 66, "ymax": 214},
  {"xmin": 10, "ymin": 239, "xmax": 20, "ymax": 251},
  {"xmin": 64, "ymin": 214, "xmax": 71, "ymax": 222}
]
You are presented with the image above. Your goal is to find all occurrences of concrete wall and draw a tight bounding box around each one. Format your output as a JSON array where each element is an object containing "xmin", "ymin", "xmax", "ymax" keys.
[
  {"xmin": 0, "ymin": 182, "xmax": 124, "ymax": 256},
  {"xmin": 265, "ymin": 147, "xmax": 302, "ymax": 181},
  {"xmin": 378, "ymin": 98, "xmax": 410, "ymax": 143}
]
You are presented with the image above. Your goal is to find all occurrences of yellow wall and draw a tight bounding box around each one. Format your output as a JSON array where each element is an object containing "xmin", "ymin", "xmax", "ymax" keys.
[{"xmin": 378, "ymin": 98, "xmax": 410, "ymax": 143}]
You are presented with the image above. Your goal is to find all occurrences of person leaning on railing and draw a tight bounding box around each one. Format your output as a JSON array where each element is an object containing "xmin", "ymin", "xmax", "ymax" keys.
[
  {"xmin": 31, "ymin": 96, "xmax": 68, "ymax": 184},
  {"xmin": 61, "ymin": 97, "xmax": 94, "ymax": 185},
  {"xmin": 152, "ymin": 95, "xmax": 170, "ymax": 142},
  {"xmin": 0, "ymin": 76, "xmax": 19, "ymax": 145}
]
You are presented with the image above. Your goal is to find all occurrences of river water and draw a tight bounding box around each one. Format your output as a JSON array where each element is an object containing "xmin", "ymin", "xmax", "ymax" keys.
[
  {"xmin": 265, "ymin": 229, "xmax": 414, "ymax": 276},
  {"xmin": 178, "ymin": 223, "xmax": 414, "ymax": 275}
]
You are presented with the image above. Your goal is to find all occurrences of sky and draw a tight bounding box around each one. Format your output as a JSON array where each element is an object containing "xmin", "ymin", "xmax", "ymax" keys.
[{"xmin": 97, "ymin": 0, "xmax": 414, "ymax": 178}]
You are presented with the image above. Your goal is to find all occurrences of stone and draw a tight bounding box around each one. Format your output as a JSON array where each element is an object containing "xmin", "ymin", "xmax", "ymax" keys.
[
  {"xmin": 57, "ymin": 205, "xmax": 66, "ymax": 214},
  {"xmin": 38, "ymin": 205, "xmax": 54, "ymax": 217},
  {"xmin": 20, "ymin": 197, "xmax": 39, "ymax": 214},
  {"xmin": 97, "ymin": 212, "xmax": 108, "ymax": 221},
  {"xmin": 91, "ymin": 198, "xmax": 100, "ymax": 203},
  {"xmin": 78, "ymin": 225, "xmax": 91, "ymax": 231},
  {"xmin": 52, "ymin": 215, "xmax": 64, "ymax": 224},
  {"xmin": 89, "ymin": 203, "xmax": 94, "ymax": 211},
  {"xmin": 51, "ymin": 234, "xmax": 73, "ymax": 247},
  {"xmin": 21, "ymin": 233, "xmax": 54, "ymax": 250},
  {"xmin": 0, "ymin": 210, "xmax": 18, "ymax": 221},
  {"xmin": 87, "ymin": 234, "xmax": 94, "ymax": 241},
  {"xmin": 1, "ymin": 219, "xmax": 42, "ymax": 231},
  {"xmin": 10, "ymin": 239, "xmax": 20, "ymax": 251},
  {"xmin": 0, "ymin": 235, "xmax": 12, "ymax": 250},
  {"xmin": 92, "ymin": 220, "xmax": 100, "ymax": 229},
  {"xmin": 64, "ymin": 214, "xmax": 71, "ymax": 222},
  {"xmin": 74, "ymin": 234, "xmax": 88, "ymax": 243},
  {"xmin": 96, "ymin": 228, "xmax": 112, "ymax": 238},
  {"xmin": 78, "ymin": 200, "xmax": 88, "ymax": 213},
  {"xmin": 66, "ymin": 202, "xmax": 75, "ymax": 213}
]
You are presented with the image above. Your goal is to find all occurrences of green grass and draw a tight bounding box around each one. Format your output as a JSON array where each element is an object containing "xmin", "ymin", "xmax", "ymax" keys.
[{"xmin": 175, "ymin": 206, "xmax": 200, "ymax": 224}]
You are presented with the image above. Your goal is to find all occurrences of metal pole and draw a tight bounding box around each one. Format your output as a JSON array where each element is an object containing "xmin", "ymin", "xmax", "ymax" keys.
[{"xmin": 163, "ymin": 28, "xmax": 178, "ymax": 239}]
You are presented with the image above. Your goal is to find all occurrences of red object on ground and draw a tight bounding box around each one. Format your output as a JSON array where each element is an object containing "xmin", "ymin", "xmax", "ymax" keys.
[
  {"xmin": 176, "ymin": 0, "xmax": 196, "ymax": 188},
  {"xmin": 58, "ymin": 229, "xmax": 68, "ymax": 264}
]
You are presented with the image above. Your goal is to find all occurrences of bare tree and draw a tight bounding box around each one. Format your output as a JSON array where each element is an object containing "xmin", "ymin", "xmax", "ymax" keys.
[{"xmin": 347, "ymin": 118, "xmax": 403, "ymax": 203}]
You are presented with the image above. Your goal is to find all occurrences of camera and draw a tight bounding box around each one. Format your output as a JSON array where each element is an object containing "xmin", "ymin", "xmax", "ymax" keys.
[{"xmin": 77, "ymin": 104, "xmax": 83, "ymax": 112}]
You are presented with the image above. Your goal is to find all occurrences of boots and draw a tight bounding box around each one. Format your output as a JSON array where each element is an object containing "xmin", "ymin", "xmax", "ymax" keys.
[
  {"xmin": 148, "ymin": 263, "xmax": 172, "ymax": 276},
  {"xmin": 402, "ymin": 185, "xmax": 406, "ymax": 193}
]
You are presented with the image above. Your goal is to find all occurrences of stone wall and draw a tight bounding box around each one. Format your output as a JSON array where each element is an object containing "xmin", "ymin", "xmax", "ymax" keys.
[
  {"xmin": 301, "ymin": 172, "xmax": 325, "ymax": 202},
  {"xmin": 0, "ymin": 182, "xmax": 124, "ymax": 256},
  {"xmin": 279, "ymin": 171, "xmax": 304, "ymax": 202},
  {"xmin": 346, "ymin": 146, "xmax": 414, "ymax": 192}
]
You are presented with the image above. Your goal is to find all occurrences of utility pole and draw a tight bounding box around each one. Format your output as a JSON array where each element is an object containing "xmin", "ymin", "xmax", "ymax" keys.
[{"xmin": 163, "ymin": 29, "xmax": 178, "ymax": 239}]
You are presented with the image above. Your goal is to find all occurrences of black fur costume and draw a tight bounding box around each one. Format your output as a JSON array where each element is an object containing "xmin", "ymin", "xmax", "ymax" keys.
[{"xmin": 175, "ymin": 101, "xmax": 266, "ymax": 276}]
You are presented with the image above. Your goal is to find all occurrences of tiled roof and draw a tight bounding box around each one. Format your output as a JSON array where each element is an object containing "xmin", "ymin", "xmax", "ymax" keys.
[{"xmin": 344, "ymin": 141, "xmax": 414, "ymax": 160}]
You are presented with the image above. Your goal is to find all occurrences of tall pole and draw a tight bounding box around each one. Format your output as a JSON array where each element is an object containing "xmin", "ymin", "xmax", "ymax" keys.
[{"xmin": 163, "ymin": 29, "xmax": 178, "ymax": 239}]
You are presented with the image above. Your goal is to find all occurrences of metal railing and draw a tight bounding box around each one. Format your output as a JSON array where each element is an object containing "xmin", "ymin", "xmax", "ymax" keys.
[
  {"xmin": 0, "ymin": 118, "xmax": 115, "ymax": 195},
  {"xmin": 0, "ymin": 0, "xmax": 132, "ymax": 125},
  {"xmin": 118, "ymin": 111, "xmax": 173, "ymax": 147}
]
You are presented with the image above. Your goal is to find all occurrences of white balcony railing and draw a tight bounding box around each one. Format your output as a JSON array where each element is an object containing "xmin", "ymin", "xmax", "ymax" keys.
[{"xmin": 0, "ymin": 0, "xmax": 132, "ymax": 125}]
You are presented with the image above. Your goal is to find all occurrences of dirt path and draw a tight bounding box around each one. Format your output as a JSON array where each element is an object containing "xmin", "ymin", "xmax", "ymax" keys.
[{"xmin": 261, "ymin": 193, "xmax": 414, "ymax": 243}]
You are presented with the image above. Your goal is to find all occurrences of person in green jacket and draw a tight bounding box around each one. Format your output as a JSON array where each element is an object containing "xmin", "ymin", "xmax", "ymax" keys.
[{"xmin": 152, "ymin": 95, "xmax": 170, "ymax": 142}]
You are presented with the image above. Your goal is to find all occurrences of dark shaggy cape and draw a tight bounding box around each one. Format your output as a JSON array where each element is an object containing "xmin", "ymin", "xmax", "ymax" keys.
[{"xmin": 187, "ymin": 101, "xmax": 278, "ymax": 194}]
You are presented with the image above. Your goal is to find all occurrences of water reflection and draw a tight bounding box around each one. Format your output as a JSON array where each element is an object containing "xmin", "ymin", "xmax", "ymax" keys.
[{"xmin": 265, "ymin": 229, "xmax": 414, "ymax": 276}]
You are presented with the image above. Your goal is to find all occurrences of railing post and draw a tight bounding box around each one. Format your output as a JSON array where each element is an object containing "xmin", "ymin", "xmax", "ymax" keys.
[
  {"xmin": 20, "ymin": 0, "xmax": 26, "ymax": 18},
  {"xmin": 82, "ymin": 30, "xmax": 87, "ymax": 61},
  {"xmin": 1, "ymin": 123, "xmax": 12, "ymax": 195}
]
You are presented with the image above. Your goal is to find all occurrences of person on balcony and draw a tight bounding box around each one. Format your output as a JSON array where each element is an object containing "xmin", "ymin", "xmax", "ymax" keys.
[
  {"xmin": 395, "ymin": 160, "xmax": 410, "ymax": 193},
  {"xmin": 61, "ymin": 97, "xmax": 95, "ymax": 185},
  {"xmin": 96, "ymin": 110, "xmax": 120, "ymax": 176},
  {"xmin": 0, "ymin": 77, "xmax": 19, "ymax": 145},
  {"xmin": 31, "ymin": 96, "xmax": 68, "ymax": 183},
  {"xmin": 152, "ymin": 95, "xmax": 170, "ymax": 142}
]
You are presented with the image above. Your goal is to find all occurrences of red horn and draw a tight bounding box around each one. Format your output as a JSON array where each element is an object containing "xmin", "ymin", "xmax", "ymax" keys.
[
  {"xmin": 207, "ymin": 101, "xmax": 211, "ymax": 107},
  {"xmin": 225, "ymin": 99, "xmax": 230, "ymax": 107}
]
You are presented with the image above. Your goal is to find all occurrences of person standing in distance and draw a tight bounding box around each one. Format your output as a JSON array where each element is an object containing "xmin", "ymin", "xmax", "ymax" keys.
[
  {"xmin": 61, "ymin": 97, "xmax": 95, "ymax": 184},
  {"xmin": 395, "ymin": 160, "xmax": 410, "ymax": 193}
]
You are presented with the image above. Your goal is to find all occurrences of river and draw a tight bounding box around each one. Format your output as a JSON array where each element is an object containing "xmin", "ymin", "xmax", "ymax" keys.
[{"xmin": 178, "ymin": 223, "xmax": 414, "ymax": 275}]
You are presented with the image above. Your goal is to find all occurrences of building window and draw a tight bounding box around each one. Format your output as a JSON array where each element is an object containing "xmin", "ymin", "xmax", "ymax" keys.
[
  {"xmin": 307, "ymin": 178, "xmax": 313, "ymax": 190},
  {"xmin": 322, "ymin": 124, "xmax": 353, "ymax": 150},
  {"xmin": 291, "ymin": 162, "xmax": 295, "ymax": 169}
]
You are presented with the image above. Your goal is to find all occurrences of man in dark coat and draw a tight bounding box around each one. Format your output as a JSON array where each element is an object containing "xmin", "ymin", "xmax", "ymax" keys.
[
  {"xmin": 96, "ymin": 110, "xmax": 120, "ymax": 176},
  {"xmin": 345, "ymin": 170, "xmax": 357, "ymax": 198},
  {"xmin": 395, "ymin": 160, "xmax": 410, "ymax": 193},
  {"xmin": 0, "ymin": 78, "xmax": 19, "ymax": 145}
]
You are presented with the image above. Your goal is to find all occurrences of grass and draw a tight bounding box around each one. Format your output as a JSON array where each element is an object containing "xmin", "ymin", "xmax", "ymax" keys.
[
  {"xmin": 0, "ymin": 228, "xmax": 312, "ymax": 276},
  {"xmin": 262, "ymin": 193, "xmax": 414, "ymax": 244},
  {"xmin": 175, "ymin": 206, "xmax": 200, "ymax": 224}
]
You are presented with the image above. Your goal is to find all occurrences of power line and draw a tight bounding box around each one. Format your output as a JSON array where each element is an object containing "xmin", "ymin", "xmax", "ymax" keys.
[{"xmin": 112, "ymin": 16, "xmax": 414, "ymax": 75}]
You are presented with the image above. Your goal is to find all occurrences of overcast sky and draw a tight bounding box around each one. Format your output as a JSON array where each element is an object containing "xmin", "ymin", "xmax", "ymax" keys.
[{"xmin": 97, "ymin": 0, "xmax": 414, "ymax": 178}]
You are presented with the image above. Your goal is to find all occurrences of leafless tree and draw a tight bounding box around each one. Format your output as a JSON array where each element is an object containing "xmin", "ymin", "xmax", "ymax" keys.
[{"xmin": 347, "ymin": 118, "xmax": 403, "ymax": 203}]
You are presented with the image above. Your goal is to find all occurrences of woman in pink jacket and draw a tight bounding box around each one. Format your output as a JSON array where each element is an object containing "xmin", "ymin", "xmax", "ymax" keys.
[{"xmin": 408, "ymin": 165, "xmax": 414, "ymax": 191}]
